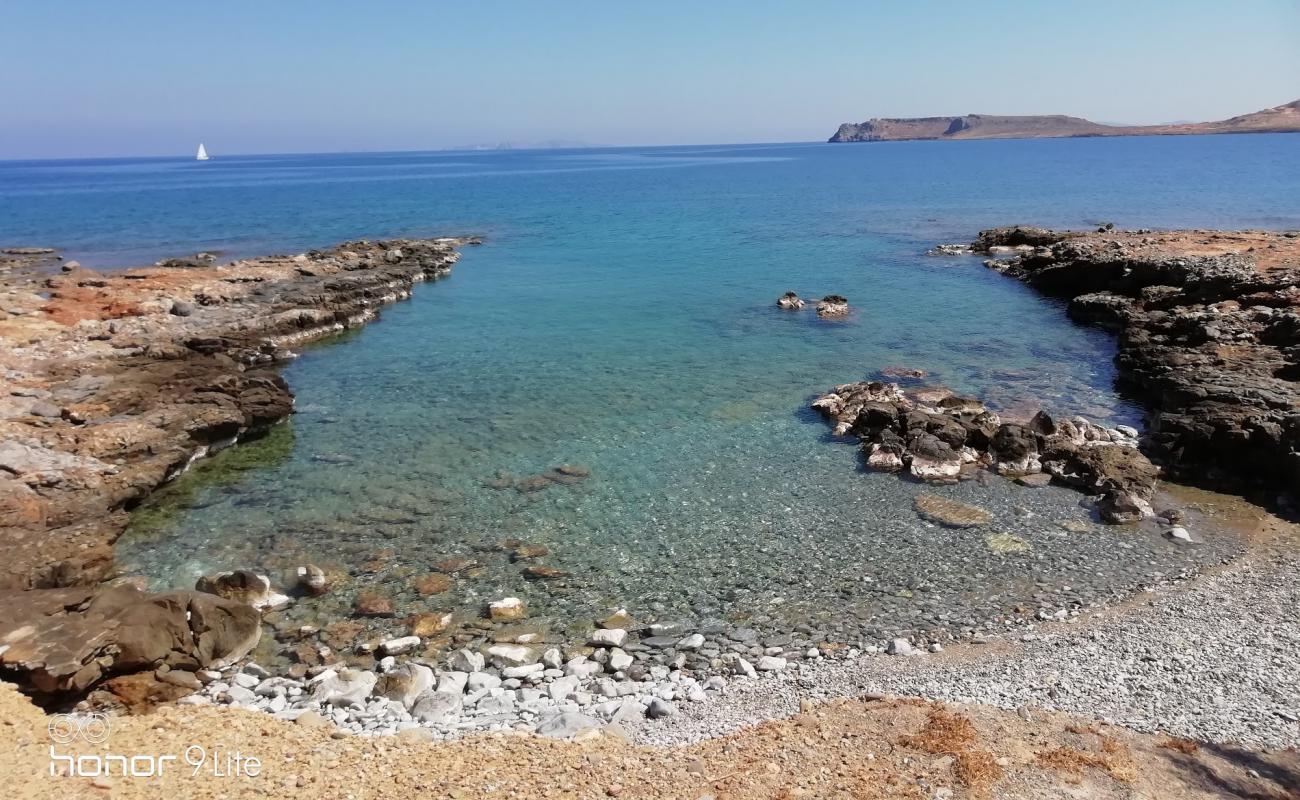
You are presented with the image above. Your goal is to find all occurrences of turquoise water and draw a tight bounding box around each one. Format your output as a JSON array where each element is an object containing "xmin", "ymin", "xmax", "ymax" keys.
[{"xmin": 5, "ymin": 135, "xmax": 1297, "ymax": 651}]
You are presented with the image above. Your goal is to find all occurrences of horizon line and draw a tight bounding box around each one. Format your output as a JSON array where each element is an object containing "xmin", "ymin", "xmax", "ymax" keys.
[{"xmin": 0, "ymin": 139, "xmax": 830, "ymax": 164}]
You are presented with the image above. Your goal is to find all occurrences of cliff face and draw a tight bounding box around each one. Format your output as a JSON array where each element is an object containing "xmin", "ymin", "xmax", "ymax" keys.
[{"xmin": 829, "ymin": 99, "xmax": 1300, "ymax": 143}]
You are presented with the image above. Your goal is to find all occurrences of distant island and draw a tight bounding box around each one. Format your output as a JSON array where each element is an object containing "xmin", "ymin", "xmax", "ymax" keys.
[{"xmin": 828, "ymin": 98, "xmax": 1300, "ymax": 142}]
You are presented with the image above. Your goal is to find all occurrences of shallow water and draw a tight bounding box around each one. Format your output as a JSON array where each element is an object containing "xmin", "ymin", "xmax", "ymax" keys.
[{"xmin": 6, "ymin": 135, "xmax": 1296, "ymax": 654}]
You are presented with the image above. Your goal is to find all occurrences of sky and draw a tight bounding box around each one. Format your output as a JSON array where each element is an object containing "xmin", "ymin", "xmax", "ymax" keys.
[{"xmin": 2, "ymin": 0, "xmax": 1297, "ymax": 159}]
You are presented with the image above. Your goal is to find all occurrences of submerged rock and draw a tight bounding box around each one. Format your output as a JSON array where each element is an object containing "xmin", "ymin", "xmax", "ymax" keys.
[
  {"xmin": 984, "ymin": 532, "xmax": 1032, "ymax": 553},
  {"xmin": 353, "ymin": 590, "xmax": 395, "ymax": 617},
  {"xmin": 488, "ymin": 597, "xmax": 527, "ymax": 621},
  {"xmin": 913, "ymin": 493, "xmax": 993, "ymax": 528},
  {"xmin": 411, "ymin": 573, "xmax": 453, "ymax": 596},
  {"xmin": 295, "ymin": 564, "xmax": 329, "ymax": 596},
  {"xmin": 407, "ymin": 611, "xmax": 453, "ymax": 637}
]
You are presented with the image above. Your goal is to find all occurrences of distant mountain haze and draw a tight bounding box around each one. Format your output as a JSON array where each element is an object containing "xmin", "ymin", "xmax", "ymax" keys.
[{"xmin": 829, "ymin": 99, "xmax": 1300, "ymax": 142}]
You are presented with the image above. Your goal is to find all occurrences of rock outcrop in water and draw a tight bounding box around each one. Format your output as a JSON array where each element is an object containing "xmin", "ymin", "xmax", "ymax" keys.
[
  {"xmin": 811, "ymin": 380, "xmax": 1158, "ymax": 522},
  {"xmin": 972, "ymin": 226, "xmax": 1300, "ymax": 497},
  {"xmin": 776, "ymin": 291, "xmax": 805, "ymax": 310},
  {"xmin": 816, "ymin": 294, "xmax": 850, "ymax": 318}
]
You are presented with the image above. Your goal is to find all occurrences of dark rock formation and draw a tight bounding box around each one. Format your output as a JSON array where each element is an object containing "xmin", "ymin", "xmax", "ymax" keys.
[
  {"xmin": 816, "ymin": 295, "xmax": 850, "ymax": 318},
  {"xmin": 812, "ymin": 381, "xmax": 1156, "ymax": 522},
  {"xmin": 776, "ymin": 291, "xmax": 805, "ymax": 310},
  {"xmin": 975, "ymin": 227, "xmax": 1300, "ymax": 496}
]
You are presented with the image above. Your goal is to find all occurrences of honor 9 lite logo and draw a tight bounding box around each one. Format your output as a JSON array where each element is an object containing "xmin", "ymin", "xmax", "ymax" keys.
[{"xmin": 47, "ymin": 713, "xmax": 261, "ymax": 779}]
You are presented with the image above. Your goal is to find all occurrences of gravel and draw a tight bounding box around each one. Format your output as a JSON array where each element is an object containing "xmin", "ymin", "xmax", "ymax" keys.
[{"xmin": 627, "ymin": 549, "xmax": 1300, "ymax": 750}]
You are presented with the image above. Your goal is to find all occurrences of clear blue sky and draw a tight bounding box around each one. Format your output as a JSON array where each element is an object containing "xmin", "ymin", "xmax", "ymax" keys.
[{"xmin": 2, "ymin": 0, "xmax": 1297, "ymax": 158}]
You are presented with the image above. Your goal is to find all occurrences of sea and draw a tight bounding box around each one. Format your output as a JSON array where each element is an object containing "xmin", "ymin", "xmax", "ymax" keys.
[{"xmin": 3, "ymin": 134, "xmax": 1297, "ymax": 652}]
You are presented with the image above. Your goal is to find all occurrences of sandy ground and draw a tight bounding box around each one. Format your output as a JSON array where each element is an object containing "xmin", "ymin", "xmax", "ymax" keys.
[{"xmin": 3, "ymin": 681, "xmax": 1296, "ymax": 800}]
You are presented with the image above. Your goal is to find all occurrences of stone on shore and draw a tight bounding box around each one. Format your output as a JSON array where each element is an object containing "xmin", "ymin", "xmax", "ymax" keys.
[
  {"xmin": 310, "ymin": 668, "xmax": 377, "ymax": 707},
  {"xmin": 590, "ymin": 628, "xmax": 628, "ymax": 648},
  {"xmin": 373, "ymin": 662, "xmax": 434, "ymax": 708},
  {"xmin": 535, "ymin": 712, "xmax": 603, "ymax": 739}
]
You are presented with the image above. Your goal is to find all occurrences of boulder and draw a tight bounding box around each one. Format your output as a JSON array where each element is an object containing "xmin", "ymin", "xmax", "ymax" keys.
[
  {"xmin": 990, "ymin": 424, "xmax": 1041, "ymax": 476},
  {"xmin": 0, "ymin": 586, "xmax": 260, "ymax": 695},
  {"xmin": 373, "ymin": 662, "xmax": 434, "ymax": 708},
  {"xmin": 195, "ymin": 570, "xmax": 290, "ymax": 612},
  {"xmin": 864, "ymin": 440, "xmax": 906, "ymax": 472},
  {"xmin": 776, "ymin": 291, "xmax": 805, "ymax": 310},
  {"xmin": 535, "ymin": 712, "xmax": 604, "ymax": 739},
  {"xmin": 448, "ymin": 647, "xmax": 485, "ymax": 673},
  {"xmin": 310, "ymin": 668, "xmax": 377, "ymax": 707},
  {"xmin": 411, "ymin": 690, "xmax": 462, "ymax": 724},
  {"xmin": 1097, "ymin": 490, "xmax": 1154, "ymax": 524},
  {"xmin": 906, "ymin": 433, "xmax": 962, "ymax": 483}
]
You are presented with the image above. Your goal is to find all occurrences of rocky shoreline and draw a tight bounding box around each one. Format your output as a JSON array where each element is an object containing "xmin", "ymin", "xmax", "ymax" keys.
[
  {"xmin": 960, "ymin": 226, "xmax": 1300, "ymax": 501},
  {"xmin": 0, "ymin": 238, "xmax": 473, "ymax": 698},
  {"xmin": 2, "ymin": 227, "xmax": 1296, "ymax": 758}
]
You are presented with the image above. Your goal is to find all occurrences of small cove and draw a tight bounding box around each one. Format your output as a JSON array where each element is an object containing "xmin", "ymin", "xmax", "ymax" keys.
[{"xmin": 6, "ymin": 136, "xmax": 1294, "ymax": 659}]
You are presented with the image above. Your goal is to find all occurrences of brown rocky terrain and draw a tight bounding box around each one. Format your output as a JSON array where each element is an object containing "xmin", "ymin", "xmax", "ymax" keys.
[
  {"xmin": 3, "ymin": 680, "xmax": 1295, "ymax": 799},
  {"xmin": 965, "ymin": 226, "xmax": 1300, "ymax": 499},
  {"xmin": 0, "ymin": 238, "xmax": 474, "ymax": 699},
  {"xmin": 829, "ymin": 98, "xmax": 1300, "ymax": 142}
]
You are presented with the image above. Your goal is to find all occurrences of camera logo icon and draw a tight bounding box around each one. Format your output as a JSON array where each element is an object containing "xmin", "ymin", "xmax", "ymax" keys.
[{"xmin": 47, "ymin": 713, "xmax": 110, "ymax": 745}]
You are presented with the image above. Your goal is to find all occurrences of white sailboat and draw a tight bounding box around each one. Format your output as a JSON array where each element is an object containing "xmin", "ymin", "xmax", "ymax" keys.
[{"xmin": 195, "ymin": 143, "xmax": 210, "ymax": 161}]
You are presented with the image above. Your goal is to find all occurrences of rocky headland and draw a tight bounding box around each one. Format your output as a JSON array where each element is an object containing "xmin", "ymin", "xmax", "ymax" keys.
[
  {"xmin": 966, "ymin": 225, "xmax": 1300, "ymax": 501},
  {"xmin": 816, "ymin": 226, "xmax": 1300, "ymax": 521},
  {"xmin": 0, "ymin": 238, "xmax": 473, "ymax": 699},
  {"xmin": 829, "ymin": 98, "xmax": 1300, "ymax": 143}
]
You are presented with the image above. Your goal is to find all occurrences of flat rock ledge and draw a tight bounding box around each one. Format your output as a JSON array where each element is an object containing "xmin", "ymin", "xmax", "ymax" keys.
[
  {"xmin": 0, "ymin": 585, "xmax": 261, "ymax": 696},
  {"xmin": 0, "ymin": 237, "xmax": 475, "ymax": 592},
  {"xmin": 966, "ymin": 225, "xmax": 1300, "ymax": 498},
  {"xmin": 812, "ymin": 380, "xmax": 1158, "ymax": 523}
]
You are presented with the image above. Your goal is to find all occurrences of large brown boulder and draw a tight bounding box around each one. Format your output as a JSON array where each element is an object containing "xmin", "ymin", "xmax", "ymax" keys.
[{"xmin": 0, "ymin": 585, "xmax": 261, "ymax": 695}]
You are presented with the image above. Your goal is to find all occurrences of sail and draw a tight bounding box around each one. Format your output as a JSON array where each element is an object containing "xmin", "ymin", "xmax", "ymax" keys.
[{"xmin": 196, "ymin": 143, "xmax": 209, "ymax": 161}]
